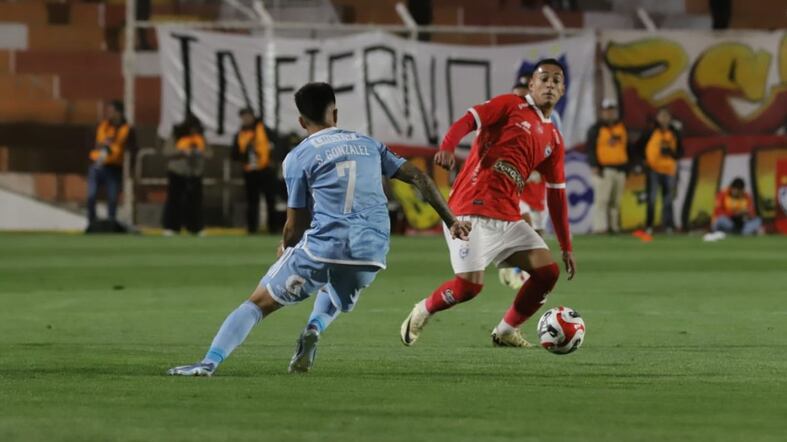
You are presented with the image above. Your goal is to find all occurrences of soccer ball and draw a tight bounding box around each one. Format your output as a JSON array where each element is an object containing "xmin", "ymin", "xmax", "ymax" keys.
[
  {"xmin": 536, "ymin": 306, "xmax": 585, "ymax": 354},
  {"xmin": 498, "ymin": 267, "xmax": 530, "ymax": 290}
]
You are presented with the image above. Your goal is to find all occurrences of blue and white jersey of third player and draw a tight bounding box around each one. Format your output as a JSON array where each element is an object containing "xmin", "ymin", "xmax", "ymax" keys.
[{"xmin": 283, "ymin": 127, "xmax": 406, "ymax": 269}]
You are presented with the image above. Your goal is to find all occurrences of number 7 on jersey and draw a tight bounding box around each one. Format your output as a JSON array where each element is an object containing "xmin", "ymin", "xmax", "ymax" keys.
[{"xmin": 336, "ymin": 160, "xmax": 357, "ymax": 214}]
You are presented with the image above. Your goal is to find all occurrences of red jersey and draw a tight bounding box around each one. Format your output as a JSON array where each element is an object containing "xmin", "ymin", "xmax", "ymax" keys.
[
  {"xmin": 446, "ymin": 94, "xmax": 564, "ymax": 220},
  {"xmin": 440, "ymin": 93, "xmax": 571, "ymax": 251},
  {"xmin": 521, "ymin": 172, "xmax": 546, "ymax": 212}
]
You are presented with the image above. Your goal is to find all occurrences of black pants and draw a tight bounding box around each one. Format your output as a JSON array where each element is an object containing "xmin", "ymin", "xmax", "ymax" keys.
[
  {"xmin": 244, "ymin": 168, "xmax": 278, "ymax": 233},
  {"xmin": 162, "ymin": 172, "xmax": 203, "ymax": 233}
]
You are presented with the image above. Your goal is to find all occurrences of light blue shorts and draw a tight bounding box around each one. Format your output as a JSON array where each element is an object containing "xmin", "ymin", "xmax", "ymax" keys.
[{"xmin": 260, "ymin": 247, "xmax": 380, "ymax": 312}]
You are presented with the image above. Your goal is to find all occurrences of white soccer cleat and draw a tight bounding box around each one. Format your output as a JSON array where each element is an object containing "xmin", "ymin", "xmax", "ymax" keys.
[
  {"xmin": 491, "ymin": 327, "xmax": 533, "ymax": 348},
  {"xmin": 167, "ymin": 362, "xmax": 216, "ymax": 377},
  {"xmin": 400, "ymin": 301, "xmax": 431, "ymax": 346},
  {"xmin": 288, "ymin": 328, "xmax": 320, "ymax": 373}
]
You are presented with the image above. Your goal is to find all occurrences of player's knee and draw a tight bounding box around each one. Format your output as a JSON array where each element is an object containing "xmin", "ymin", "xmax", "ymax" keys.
[
  {"xmin": 249, "ymin": 287, "xmax": 284, "ymax": 315},
  {"xmin": 454, "ymin": 276, "xmax": 484, "ymax": 302},
  {"xmin": 533, "ymin": 262, "xmax": 560, "ymax": 290}
]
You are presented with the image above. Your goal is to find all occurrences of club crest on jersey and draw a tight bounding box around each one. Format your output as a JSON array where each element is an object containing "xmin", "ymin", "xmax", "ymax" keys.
[{"xmin": 544, "ymin": 144, "xmax": 553, "ymax": 157}]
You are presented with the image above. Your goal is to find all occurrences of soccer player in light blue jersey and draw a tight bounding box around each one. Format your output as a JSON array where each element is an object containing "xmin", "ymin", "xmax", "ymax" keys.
[{"xmin": 168, "ymin": 82, "xmax": 471, "ymax": 375}]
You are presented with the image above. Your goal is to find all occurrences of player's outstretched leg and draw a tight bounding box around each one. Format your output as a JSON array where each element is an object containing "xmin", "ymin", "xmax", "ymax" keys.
[
  {"xmin": 401, "ymin": 274, "xmax": 483, "ymax": 346},
  {"xmin": 168, "ymin": 286, "xmax": 283, "ymax": 376},
  {"xmin": 492, "ymin": 250, "xmax": 559, "ymax": 348},
  {"xmin": 288, "ymin": 287, "xmax": 339, "ymax": 373}
]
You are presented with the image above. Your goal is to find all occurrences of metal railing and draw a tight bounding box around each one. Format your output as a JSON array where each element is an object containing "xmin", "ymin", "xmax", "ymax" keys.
[{"xmin": 134, "ymin": 147, "xmax": 246, "ymax": 222}]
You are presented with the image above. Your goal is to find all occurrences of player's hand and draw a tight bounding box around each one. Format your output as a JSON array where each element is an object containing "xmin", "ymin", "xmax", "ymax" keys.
[
  {"xmin": 449, "ymin": 220, "xmax": 472, "ymax": 241},
  {"xmin": 562, "ymin": 251, "xmax": 576, "ymax": 280},
  {"xmin": 591, "ymin": 167, "xmax": 601, "ymax": 176},
  {"xmin": 434, "ymin": 150, "xmax": 456, "ymax": 170}
]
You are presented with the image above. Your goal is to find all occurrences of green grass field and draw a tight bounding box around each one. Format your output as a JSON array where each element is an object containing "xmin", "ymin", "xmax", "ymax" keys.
[{"xmin": 1, "ymin": 233, "xmax": 786, "ymax": 442}]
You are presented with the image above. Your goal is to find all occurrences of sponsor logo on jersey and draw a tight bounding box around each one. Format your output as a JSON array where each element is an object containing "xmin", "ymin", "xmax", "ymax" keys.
[
  {"xmin": 285, "ymin": 275, "xmax": 306, "ymax": 296},
  {"xmin": 516, "ymin": 121, "xmax": 532, "ymax": 133},
  {"xmin": 493, "ymin": 160, "xmax": 525, "ymax": 193},
  {"xmin": 311, "ymin": 132, "xmax": 359, "ymax": 146}
]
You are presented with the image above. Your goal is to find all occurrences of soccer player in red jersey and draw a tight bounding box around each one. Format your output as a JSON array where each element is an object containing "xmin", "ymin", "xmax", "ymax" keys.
[{"xmin": 400, "ymin": 59, "xmax": 576, "ymax": 347}]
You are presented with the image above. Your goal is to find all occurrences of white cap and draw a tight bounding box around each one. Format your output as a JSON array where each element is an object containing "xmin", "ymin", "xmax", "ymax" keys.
[{"xmin": 601, "ymin": 98, "xmax": 618, "ymax": 109}]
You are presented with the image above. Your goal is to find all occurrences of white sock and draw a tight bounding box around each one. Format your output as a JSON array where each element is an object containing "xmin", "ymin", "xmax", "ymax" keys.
[
  {"xmin": 495, "ymin": 319, "xmax": 516, "ymax": 334},
  {"xmin": 416, "ymin": 299, "xmax": 430, "ymax": 316}
]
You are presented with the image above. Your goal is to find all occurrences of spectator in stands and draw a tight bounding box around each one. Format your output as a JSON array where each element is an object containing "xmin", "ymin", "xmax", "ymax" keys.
[
  {"xmin": 162, "ymin": 114, "xmax": 209, "ymax": 236},
  {"xmin": 86, "ymin": 100, "xmax": 130, "ymax": 230},
  {"xmin": 639, "ymin": 108, "xmax": 683, "ymax": 234},
  {"xmin": 231, "ymin": 108, "xmax": 279, "ymax": 234},
  {"xmin": 712, "ymin": 177, "xmax": 762, "ymax": 235},
  {"xmin": 587, "ymin": 98, "xmax": 629, "ymax": 234}
]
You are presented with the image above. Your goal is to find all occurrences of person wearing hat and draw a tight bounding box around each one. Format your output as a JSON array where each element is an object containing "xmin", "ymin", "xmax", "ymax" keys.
[
  {"xmin": 86, "ymin": 100, "xmax": 132, "ymax": 230},
  {"xmin": 586, "ymin": 98, "xmax": 629, "ymax": 233}
]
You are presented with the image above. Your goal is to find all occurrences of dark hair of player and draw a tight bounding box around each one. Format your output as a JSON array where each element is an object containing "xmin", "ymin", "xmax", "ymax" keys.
[
  {"xmin": 108, "ymin": 99, "xmax": 125, "ymax": 116},
  {"xmin": 730, "ymin": 177, "xmax": 745, "ymax": 190},
  {"xmin": 531, "ymin": 58, "xmax": 565, "ymax": 77},
  {"xmin": 238, "ymin": 107, "xmax": 255, "ymax": 117},
  {"xmin": 294, "ymin": 82, "xmax": 336, "ymax": 125}
]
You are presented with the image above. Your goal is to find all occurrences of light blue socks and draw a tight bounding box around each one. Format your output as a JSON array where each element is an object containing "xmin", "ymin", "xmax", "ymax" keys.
[
  {"xmin": 203, "ymin": 300, "xmax": 263, "ymax": 366},
  {"xmin": 306, "ymin": 288, "xmax": 340, "ymax": 333}
]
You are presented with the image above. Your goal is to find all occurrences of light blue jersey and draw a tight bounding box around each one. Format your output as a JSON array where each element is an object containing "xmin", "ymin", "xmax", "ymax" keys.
[{"xmin": 283, "ymin": 127, "xmax": 406, "ymax": 269}]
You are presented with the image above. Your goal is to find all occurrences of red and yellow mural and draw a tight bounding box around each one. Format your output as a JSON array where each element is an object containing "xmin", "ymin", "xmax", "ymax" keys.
[
  {"xmin": 603, "ymin": 31, "xmax": 787, "ymax": 137},
  {"xmin": 604, "ymin": 31, "xmax": 787, "ymax": 231}
]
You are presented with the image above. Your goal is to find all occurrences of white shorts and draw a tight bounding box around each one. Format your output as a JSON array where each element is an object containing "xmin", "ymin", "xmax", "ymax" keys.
[
  {"xmin": 442, "ymin": 215, "xmax": 548, "ymax": 274},
  {"xmin": 519, "ymin": 201, "xmax": 548, "ymax": 231}
]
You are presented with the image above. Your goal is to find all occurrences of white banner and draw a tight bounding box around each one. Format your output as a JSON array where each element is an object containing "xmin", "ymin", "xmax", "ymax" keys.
[{"xmin": 158, "ymin": 29, "xmax": 596, "ymax": 148}]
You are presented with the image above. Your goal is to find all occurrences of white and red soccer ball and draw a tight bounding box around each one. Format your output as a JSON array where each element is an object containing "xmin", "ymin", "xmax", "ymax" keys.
[{"xmin": 536, "ymin": 306, "xmax": 585, "ymax": 354}]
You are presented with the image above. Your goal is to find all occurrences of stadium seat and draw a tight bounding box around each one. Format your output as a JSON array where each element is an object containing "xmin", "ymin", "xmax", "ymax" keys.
[
  {"xmin": 0, "ymin": 74, "xmax": 57, "ymax": 100},
  {"xmin": 0, "ymin": 98, "xmax": 68, "ymax": 124},
  {"xmin": 27, "ymin": 25, "xmax": 105, "ymax": 51},
  {"xmin": 0, "ymin": 50, "xmax": 11, "ymax": 74},
  {"xmin": 60, "ymin": 74, "xmax": 123, "ymax": 101},
  {"xmin": 0, "ymin": 2, "xmax": 48, "ymax": 25},
  {"xmin": 15, "ymin": 50, "xmax": 120, "ymax": 76}
]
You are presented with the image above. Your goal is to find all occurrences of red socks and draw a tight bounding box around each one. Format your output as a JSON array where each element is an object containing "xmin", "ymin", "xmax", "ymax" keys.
[
  {"xmin": 503, "ymin": 263, "xmax": 560, "ymax": 328},
  {"xmin": 425, "ymin": 276, "xmax": 484, "ymax": 313}
]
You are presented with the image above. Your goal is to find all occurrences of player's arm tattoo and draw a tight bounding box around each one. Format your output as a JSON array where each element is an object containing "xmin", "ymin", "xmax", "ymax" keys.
[
  {"xmin": 282, "ymin": 207, "xmax": 312, "ymax": 248},
  {"xmin": 393, "ymin": 162, "xmax": 457, "ymax": 227}
]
